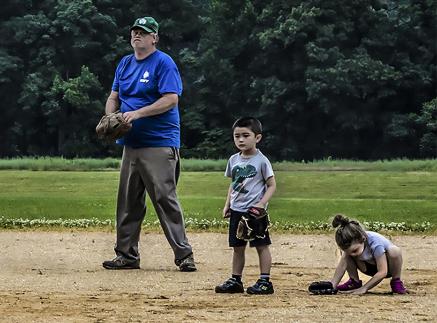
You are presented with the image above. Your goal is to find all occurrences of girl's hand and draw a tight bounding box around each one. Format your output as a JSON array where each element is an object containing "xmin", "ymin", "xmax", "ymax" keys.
[{"xmin": 342, "ymin": 287, "xmax": 367, "ymax": 295}]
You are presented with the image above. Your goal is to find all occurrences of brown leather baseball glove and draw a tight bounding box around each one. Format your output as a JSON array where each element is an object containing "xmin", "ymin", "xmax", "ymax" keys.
[
  {"xmin": 236, "ymin": 206, "xmax": 270, "ymax": 241},
  {"xmin": 96, "ymin": 111, "xmax": 132, "ymax": 141}
]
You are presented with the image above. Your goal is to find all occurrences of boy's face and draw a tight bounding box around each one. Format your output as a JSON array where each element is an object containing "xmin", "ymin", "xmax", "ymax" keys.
[{"xmin": 233, "ymin": 127, "xmax": 262, "ymax": 154}]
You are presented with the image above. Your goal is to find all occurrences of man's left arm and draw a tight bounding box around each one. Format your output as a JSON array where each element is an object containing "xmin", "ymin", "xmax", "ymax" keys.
[{"xmin": 122, "ymin": 93, "xmax": 178, "ymax": 123}]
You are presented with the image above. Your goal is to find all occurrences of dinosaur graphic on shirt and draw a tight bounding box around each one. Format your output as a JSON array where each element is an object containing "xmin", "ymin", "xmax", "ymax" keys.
[{"xmin": 231, "ymin": 164, "xmax": 257, "ymax": 194}]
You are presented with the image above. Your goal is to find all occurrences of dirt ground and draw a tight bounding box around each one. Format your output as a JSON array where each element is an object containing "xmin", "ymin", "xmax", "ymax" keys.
[{"xmin": 0, "ymin": 231, "xmax": 436, "ymax": 322}]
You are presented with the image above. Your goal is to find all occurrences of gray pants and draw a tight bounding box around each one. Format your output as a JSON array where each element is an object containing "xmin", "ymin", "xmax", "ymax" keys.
[{"xmin": 114, "ymin": 146, "xmax": 192, "ymax": 263}]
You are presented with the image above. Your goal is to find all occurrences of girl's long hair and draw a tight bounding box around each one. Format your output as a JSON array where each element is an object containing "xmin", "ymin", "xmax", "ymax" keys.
[{"xmin": 332, "ymin": 214, "xmax": 367, "ymax": 250}]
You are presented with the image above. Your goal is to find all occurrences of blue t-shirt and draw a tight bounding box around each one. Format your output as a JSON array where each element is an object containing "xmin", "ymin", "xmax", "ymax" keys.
[{"xmin": 111, "ymin": 50, "xmax": 183, "ymax": 148}]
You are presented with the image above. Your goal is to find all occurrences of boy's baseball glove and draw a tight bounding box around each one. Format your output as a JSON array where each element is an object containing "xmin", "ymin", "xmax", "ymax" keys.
[
  {"xmin": 308, "ymin": 281, "xmax": 338, "ymax": 295},
  {"xmin": 236, "ymin": 206, "xmax": 270, "ymax": 241},
  {"xmin": 96, "ymin": 111, "xmax": 132, "ymax": 141}
]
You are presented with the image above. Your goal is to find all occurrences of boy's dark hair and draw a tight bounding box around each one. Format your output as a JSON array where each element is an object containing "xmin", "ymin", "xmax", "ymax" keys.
[
  {"xmin": 232, "ymin": 117, "xmax": 262, "ymax": 135},
  {"xmin": 332, "ymin": 214, "xmax": 367, "ymax": 250}
]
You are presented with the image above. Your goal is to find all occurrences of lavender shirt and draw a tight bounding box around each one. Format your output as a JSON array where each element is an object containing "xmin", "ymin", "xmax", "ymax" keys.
[{"xmin": 359, "ymin": 231, "xmax": 394, "ymax": 264}]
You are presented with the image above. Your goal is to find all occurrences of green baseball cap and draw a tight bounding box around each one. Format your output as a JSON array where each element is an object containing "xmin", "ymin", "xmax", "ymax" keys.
[{"xmin": 130, "ymin": 17, "xmax": 159, "ymax": 34}]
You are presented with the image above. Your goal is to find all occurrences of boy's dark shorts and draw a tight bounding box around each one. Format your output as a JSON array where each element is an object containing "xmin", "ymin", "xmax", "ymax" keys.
[{"xmin": 228, "ymin": 209, "xmax": 271, "ymax": 247}]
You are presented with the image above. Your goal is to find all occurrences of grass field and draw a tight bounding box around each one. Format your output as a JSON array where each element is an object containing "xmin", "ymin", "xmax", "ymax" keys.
[
  {"xmin": 0, "ymin": 169, "xmax": 436, "ymax": 229},
  {"xmin": 1, "ymin": 157, "xmax": 437, "ymax": 171}
]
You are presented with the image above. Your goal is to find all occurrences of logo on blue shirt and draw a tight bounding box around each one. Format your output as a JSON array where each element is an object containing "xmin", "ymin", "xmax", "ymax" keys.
[{"xmin": 140, "ymin": 71, "xmax": 150, "ymax": 83}]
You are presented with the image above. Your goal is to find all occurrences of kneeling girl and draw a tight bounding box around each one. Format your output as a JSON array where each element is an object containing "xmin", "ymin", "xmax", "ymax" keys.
[{"xmin": 331, "ymin": 214, "xmax": 407, "ymax": 295}]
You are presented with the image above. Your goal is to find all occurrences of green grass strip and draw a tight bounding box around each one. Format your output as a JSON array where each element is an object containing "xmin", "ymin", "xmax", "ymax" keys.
[
  {"xmin": 1, "ymin": 157, "xmax": 437, "ymax": 171},
  {"xmin": 1, "ymin": 170, "xmax": 436, "ymax": 227}
]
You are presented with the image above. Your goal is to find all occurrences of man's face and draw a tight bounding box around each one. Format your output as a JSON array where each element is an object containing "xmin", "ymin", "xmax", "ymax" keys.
[{"xmin": 130, "ymin": 28, "xmax": 155, "ymax": 50}]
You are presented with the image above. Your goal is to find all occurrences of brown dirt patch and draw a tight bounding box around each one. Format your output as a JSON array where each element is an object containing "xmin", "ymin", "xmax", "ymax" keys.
[{"xmin": 0, "ymin": 232, "xmax": 436, "ymax": 322}]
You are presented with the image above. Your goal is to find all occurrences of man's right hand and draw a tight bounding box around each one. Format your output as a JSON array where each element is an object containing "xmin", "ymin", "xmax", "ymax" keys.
[{"xmin": 122, "ymin": 110, "xmax": 140, "ymax": 123}]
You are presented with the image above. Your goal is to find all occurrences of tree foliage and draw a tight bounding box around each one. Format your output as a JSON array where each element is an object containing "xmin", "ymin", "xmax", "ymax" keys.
[{"xmin": 0, "ymin": 0, "xmax": 435, "ymax": 160}]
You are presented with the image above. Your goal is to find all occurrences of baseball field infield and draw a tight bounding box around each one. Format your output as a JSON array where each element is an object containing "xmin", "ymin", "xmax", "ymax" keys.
[{"xmin": 0, "ymin": 231, "xmax": 436, "ymax": 322}]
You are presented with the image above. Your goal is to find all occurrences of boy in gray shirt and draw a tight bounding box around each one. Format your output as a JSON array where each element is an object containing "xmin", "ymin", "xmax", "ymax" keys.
[{"xmin": 215, "ymin": 117, "xmax": 276, "ymax": 295}]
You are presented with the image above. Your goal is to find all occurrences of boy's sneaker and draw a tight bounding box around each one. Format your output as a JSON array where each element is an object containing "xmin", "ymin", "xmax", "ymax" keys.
[
  {"xmin": 215, "ymin": 278, "xmax": 244, "ymax": 293},
  {"xmin": 102, "ymin": 256, "xmax": 140, "ymax": 270},
  {"xmin": 390, "ymin": 278, "xmax": 407, "ymax": 294},
  {"xmin": 246, "ymin": 279, "xmax": 274, "ymax": 295},
  {"xmin": 176, "ymin": 253, "xmax": 197, "ymax": 272},
  {"xmin": 336, "ymin": 278, "xmax": 362, "ymax": 291}
]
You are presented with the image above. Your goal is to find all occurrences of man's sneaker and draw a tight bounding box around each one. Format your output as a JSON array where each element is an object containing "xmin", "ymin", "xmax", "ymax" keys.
[
  {"xmin": 246, "ymin": 279, "xmax": 274, "ymax": 295},
  {"xmin": 390, "ymin": 278, "xmax": 407, "ymax": 294},
  {"xmin": 336, "ymin": 278, "xmax": 362, "ymax": 291},
  {"xmin": 215, "ymin": 278, "xmax": 244, "ymax": 293},
  {"xmin": 102, "ymin": 256, "xmax": 140, "ymax": 270},
  {"xmin": 176, "ymin": 253, "xmax": 197, "ymax": 272}
]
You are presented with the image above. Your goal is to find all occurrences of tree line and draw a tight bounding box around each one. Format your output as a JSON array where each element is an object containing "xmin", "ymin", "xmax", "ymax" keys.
[{"xmin": 0, "ymin": 0, "xmax": 436, "ymax": 161}]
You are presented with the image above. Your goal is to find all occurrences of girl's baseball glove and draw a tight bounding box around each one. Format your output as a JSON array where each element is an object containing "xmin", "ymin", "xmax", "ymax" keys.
[{"xmin": 308, "ymin": 281, "xmax": 338, "ymax": 295}]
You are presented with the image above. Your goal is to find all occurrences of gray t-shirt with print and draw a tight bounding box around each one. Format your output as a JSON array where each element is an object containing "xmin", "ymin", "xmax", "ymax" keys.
[
  {"xmin": 358, "ymin": 231, "xmax": 394, "ymax": 264},
  {"xmin": 225, "ymin": 149, "xmax": 274, "ymax": 212}
]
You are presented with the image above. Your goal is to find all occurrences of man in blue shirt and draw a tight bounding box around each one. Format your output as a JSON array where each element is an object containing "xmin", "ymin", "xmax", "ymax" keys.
[{"xmin": 102, "ymin": 16, "xmax": 196, "ymax": 272}]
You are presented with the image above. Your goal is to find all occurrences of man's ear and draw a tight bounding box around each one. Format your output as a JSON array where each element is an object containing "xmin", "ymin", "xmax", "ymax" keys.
[
  {"xmin": 153, "ymin": 34, "xmax": 159, "ymax": 45},
  {"xmin": 256, "ymin": 134, "xmax": 262, "ymax": 143}
]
